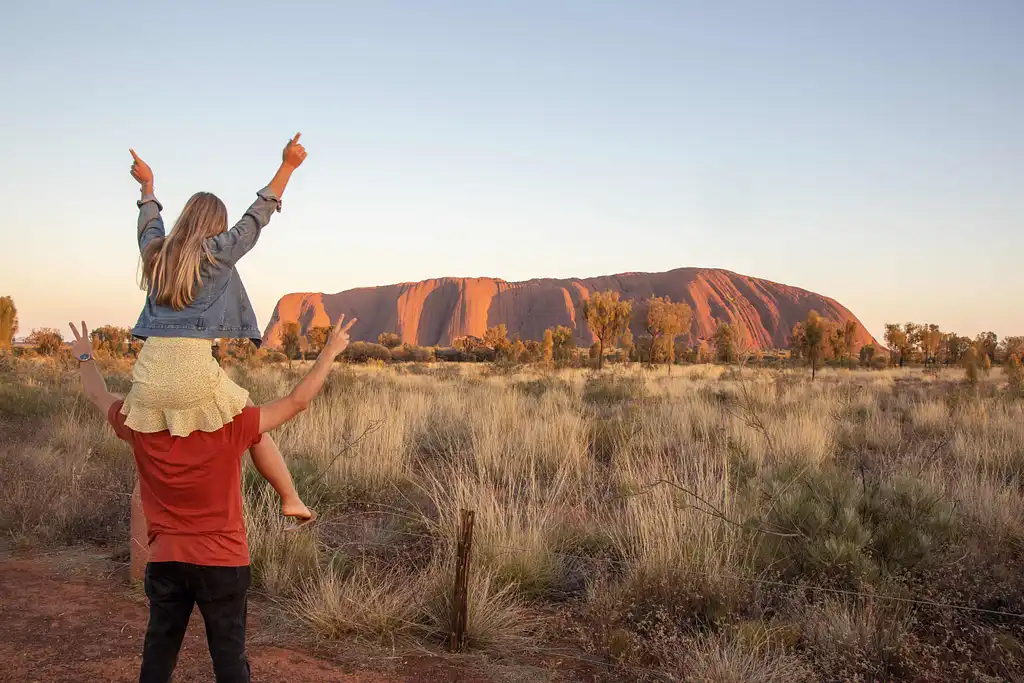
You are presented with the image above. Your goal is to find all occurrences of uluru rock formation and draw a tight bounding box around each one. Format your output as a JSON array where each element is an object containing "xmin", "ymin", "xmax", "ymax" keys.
[{"xmin": 264, "ymin": 267, "xmax": 875, "ymax": 351}]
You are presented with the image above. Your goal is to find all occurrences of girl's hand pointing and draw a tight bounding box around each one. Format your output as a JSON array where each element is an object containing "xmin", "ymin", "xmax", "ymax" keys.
[
  {"xmin": 129, "ymin": 149, "xmax": 154, "ymax": 188},
  {"xmin": 282, "ymin": 133, "xmax": 307, "ymax": 169}
]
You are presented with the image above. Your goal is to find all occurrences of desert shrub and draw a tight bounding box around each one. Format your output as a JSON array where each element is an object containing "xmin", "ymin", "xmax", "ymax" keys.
[
  {"xmin": 342, "ymin": 342, "xmax": 392, "ymax": 363},
  {"xmin": 719, "ymin": 365, "xmax": 746, "ymax": 382},
  {"xmin": 859, "ymin": 477, "xmax": 956, "ymax": 573},
  {"xmin": 0, "ymin": 444, "xmax": 133, "ymax": 546},
  {"xmin": 681, "ymin": 630, "xmax": 812, "ymax": 683},
  {"xmin": 908, "ymin": 399, "xmax": 949, "ymax": 437},
  {"xmin": 433, "ymin": 347, "xmax": 465, "ymax": 362},
  {"xmin": 428, "ymin": 364, "xmax": 462, "ymax": 382},
  {"xmin": 469, "ymin": 347, "xmax": 497, "ymax": 363},
  {"xmin": 512, "ymin": 376, "xmax": 572, "ymax": 399},
  {"xmin": 1006, "ymin": 354, "xmax": 1024, "ymax": 396},
  {"xmin": 751, "ymin": 469, "xmax": 956, "ymax": 587},
  {"xmin": 580, "ymin": 569, "xmax": 752, "ymax": 676},
  {"xmin": 377, "ymin": 332, "xmax": 402, "ymax": 349},
  {"xmin": 0, "ymin": 379, "xmax": 63, "ymax": 420},
  {"xmin": 588, "ymin": 412, "xmax": 637, "ymax": 465},
  {"xmin": 389, "ymin": 344, "xmax": 433, "ymax": 363},
  {"xmin": 800, "ymin": 599, "xmax": 915, "ymax": 680},
  {"xmin": 414, "ymin": 405, "xmax": 474, "ymax": 462},
  {"xmin": 26, "ymin": 328, "xmax": 65, "ymax": 356},
  {"xmin": 419, "ymin": 564, "xmax": 533, "ymax": 652},
  {"xmin": 292, "ymin": 564, "xmax": 422, "ymax": 645},
  {"xmin": 483, "ymin": 358, "xmax": 521, "ymax": 377},
  {"xmin": 963, "ymin": 346, "xmax": 990, "ymax": 386},
  {"xmin": 394, "ymin": 362, "xmax": 430, "ymax": 375},
  {"xmin": 582, "ymin": 373, "xmax": 645, "ymax": 406},
  {"xmin": 259, "ymin": 349, "xmax": 288, "ymax": 364}
]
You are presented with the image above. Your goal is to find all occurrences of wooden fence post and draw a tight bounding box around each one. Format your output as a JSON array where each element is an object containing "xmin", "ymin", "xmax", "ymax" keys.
[{"xmin": 449, "ymin": 509, "xmax": 475, "ymax": 652}]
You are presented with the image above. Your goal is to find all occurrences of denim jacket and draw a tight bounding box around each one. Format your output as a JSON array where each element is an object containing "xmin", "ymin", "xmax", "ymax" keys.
[{"xmin": 131, "ymin": 187, "xmax": 281, "ymax": 347}]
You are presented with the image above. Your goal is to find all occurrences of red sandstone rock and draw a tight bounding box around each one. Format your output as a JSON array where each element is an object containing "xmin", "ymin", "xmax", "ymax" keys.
[{"xmin": 263, "ymin": 267, "xmax": 876, "ymax": 351}]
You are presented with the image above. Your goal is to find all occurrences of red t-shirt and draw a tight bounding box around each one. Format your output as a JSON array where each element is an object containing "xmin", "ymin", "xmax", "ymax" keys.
[{"xmin": 107, "ymin": 401, "xmax": 262, "ymax": 567}]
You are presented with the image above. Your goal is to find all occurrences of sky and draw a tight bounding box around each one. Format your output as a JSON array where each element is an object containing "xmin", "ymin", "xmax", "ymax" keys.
[{"xmin": 1, "ymin": 0, "xmax": 1021, "ymax": 342}]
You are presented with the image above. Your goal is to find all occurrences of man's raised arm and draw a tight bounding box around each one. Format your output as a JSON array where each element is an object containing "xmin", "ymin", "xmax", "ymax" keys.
[
  {"xmin": 69, "ymin": 321, "xmax": 121, "ymax": 416},
  {"xmin": 258, "ymin": 315, "xmax": 357, "ymax": 433}
]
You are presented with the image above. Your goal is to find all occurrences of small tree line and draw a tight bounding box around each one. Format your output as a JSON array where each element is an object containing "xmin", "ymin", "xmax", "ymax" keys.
[
  {"xmin": 0, "ymin": 292, "xmax": 766, "ymax": 368},
  {"xmin": 4, "ymin": 293, "xmax": 1020, "ymax": 385},
  {"xmin": 788, "ymin": 313, "xmax": 861, "ymax": 379},
  {"xmin": 881, "ymin": 322, "xmax": 1019, "ymax": 368}
]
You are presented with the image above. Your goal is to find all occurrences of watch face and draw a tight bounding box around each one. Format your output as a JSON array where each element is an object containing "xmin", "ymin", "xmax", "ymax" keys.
[{"xmin": 78, "ymin": 353, "xmax": 91, "ymax": 362}]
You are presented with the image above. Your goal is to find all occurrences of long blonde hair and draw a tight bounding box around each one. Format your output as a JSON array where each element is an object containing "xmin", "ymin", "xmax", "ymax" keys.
[{"xmin": 140, "ymin": 192, "xmax": 229, "ymax": 310}]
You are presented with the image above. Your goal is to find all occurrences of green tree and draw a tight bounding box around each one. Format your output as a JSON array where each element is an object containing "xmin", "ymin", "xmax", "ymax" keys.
[
  {"xmin": 551, "ymin": 326, "xmax": 575, "ymax": 363},
  {"xmin": 919, "ymin": 324, "xmax": 942, "ymax": 366},
  {"xmin": 803, "ymin": 311, "xmax": 828, "ymax": 380},
  {"xmin": 826, "ymin": 320, "xmax": 844, "ymax": 365},
  {"xmin": 483, "ymin": 324, "xmax": 508, "ymax": 347},
  {"xmin": 307, "ymin": 326, "xmax": 332, "ymax": 356},
  {"xmin": 522, "ymin": 339, "xmax": 542, "ymax": 363},
  {"xmin": 90, "ymin": 325, "xmax": 133, "ymax": 358},
  {"xmin": 859, "ymin": 344, "xmax": 877, "ymax": 367},
  {"xmin": 999, "ymin": 336, "xmax": 1024, "ymax": 364},
  {"xmin": 640, "ymin": 296, "xmax": 692, "ymax": 367},
  {"xmin": 619, "ymin": 327, "xmax": 635, "ymax": 362},
  {"xmin": 541, "ymin": 329, "xmax": 554, "ymax": 363},
  {"xmin": 903, "ymin": 323, "xmax": 922, "ymax": 363},
  {"xmin": 0, "ymin": 296, "xmax": 17, "ymax": 350},
  {"xmin": 941, "ymin": 332, "xmax": 970, "ymax": 365},
  {"xmin": 675, "ymin": 338, "xmax": 696, "ymax": 364},
  {"xmin": 483, "ymin": 324, "xmax": 514, "ymax": 360},
  {"xmin": 27, "ymin": 328, "xmax": 64, "ymax": 356},
  {"xmin": 280, "ymin": 322, "xmax": 303, "ymax": 362},
  {"xmin": 226, "ymin": 338, "xmax": 255, "ymax": 363},
  {"xmin": 975, "ymin": 331, "xmax": 998, "ymax": 364},
  {"xmin": 582, "ymin": 290, "xmax": 633, "ymax": 370},
  {"xmin": 841, "ymin": 319, "xmax": 859, "ymax": 367},
  {"xmin": 1006, "ymin": 353, "xmax": 1024, "ymax": 396},
  {"xmin": 788, "ymin": 323, "xmax": 806, "ymax": 361},
  {"xmin": 792, "ymin": 311, "xmax": 829, "ymax": 378},
  {"xmin": 963, "ymin": 344, "xmax": 990, "ymax": 386},
  {"xmin": 696, "ymin": 341, "xmax": 714, "ymax": 364},
  {"xmin": 712, "ymin": 321, "xmax": 739, "ymax": 364},
  {"xmin": 378, "ymin": 332, "xmax": 402, "ymax": 349},
  {"xmin": 884, "ymin": 323, "xmax": 909, "ymax": 367},
  {"xmin": 652, "ymin": 336, "xmax": 675, "ymax": 365},
  {"xmin": 508, "ymin": 338, "xmax": 527, "ymax": 363}
]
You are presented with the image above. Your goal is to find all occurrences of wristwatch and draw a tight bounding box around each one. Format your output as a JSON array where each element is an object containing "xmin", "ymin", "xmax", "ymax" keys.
[{"xmin": 78, "ymin": 351, "xmax": 93, "ymax": 363}]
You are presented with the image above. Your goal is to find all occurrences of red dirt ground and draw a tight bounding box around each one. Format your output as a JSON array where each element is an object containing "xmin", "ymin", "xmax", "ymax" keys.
[{"xmin": 0, "ymin": 549, "xmax": 569, "ymax": 683}]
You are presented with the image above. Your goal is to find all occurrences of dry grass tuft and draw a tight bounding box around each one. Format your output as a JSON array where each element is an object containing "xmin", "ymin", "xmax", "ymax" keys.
[
  {"xmin": 292, "ymin": 564, "xmax": 422, "ymax": 646},
  {"xmin": 682, "ymin": 629, "xmax": 813, "ymax": 683}
]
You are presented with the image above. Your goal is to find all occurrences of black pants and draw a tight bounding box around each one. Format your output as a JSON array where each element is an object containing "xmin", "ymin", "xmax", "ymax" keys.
[{"xmin": 141, "ymin": 562, "xmax": 251, "ymax": 683}]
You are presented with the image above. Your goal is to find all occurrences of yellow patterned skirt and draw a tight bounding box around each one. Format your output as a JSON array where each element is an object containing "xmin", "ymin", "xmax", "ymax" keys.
[{"xmin": 121, "ymin": 337, "xmax": 250, "ymax": 437}]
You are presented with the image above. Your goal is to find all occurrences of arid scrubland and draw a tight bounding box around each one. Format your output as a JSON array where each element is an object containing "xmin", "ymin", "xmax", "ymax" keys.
[{"xmin": 2, "ymin": 354, "xmax": 1023, "ymax": 682}]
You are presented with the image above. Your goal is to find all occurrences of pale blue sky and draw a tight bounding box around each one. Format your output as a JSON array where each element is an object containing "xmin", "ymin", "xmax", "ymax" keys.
[{"xmin": 1, "ymin": 0, "xmax": 1021, "ymax": 341}]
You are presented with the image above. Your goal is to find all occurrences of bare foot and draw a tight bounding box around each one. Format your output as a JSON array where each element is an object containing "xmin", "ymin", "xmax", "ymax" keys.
[{"xmin": 281, "ymin": 497, "xmax": 313, "ymax": 521}]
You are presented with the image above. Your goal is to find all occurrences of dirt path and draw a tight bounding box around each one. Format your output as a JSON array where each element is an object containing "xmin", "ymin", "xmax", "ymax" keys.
[{"xmin": 0, "ymin": 549, "xmax": 553, "ymax": 683}]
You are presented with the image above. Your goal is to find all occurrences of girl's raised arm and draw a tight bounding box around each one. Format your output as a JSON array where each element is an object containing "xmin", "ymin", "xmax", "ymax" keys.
[
  {"xmin": 267, "ymin": 133, "xmax": 306, "ymax": 198},
  {"xmin": 130, "ymin": 149, "xmax": 165, "ymax": 253},
  {"xmin": 207, "ymin": 133, "xmax": 307, "ymax": 267}
]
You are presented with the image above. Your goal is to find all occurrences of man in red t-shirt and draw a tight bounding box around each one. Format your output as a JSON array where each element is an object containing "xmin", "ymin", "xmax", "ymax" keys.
[{"xmin": 70, "ymin": 316, "xmax": 356, "ymax": 683}]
